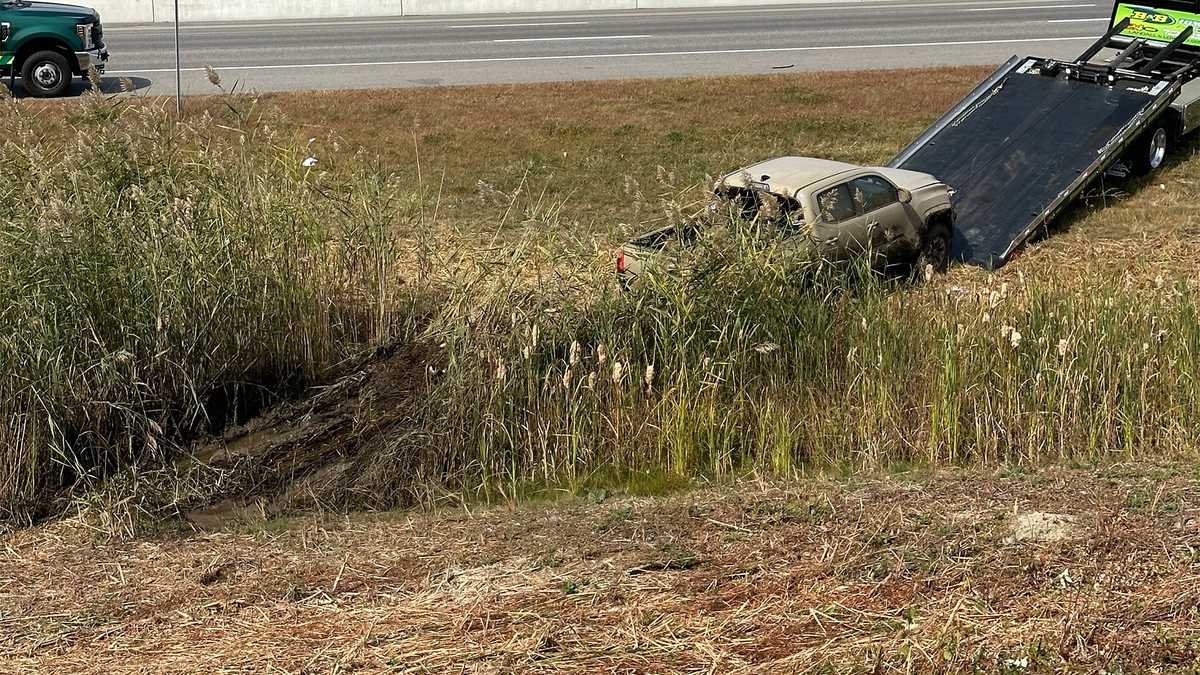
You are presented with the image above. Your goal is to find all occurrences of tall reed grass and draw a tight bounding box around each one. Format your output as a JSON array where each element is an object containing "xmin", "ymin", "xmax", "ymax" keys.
[
  {"xmin": 0, "ymin": 95, "xmax": 414, "ymax": 517},
  {"xmin": 402, "ymin": 222, "xmax": 1200, "ymax": 502},
  {"xmin": 4, "ymin": 92, "xmax": 1197, "ymax": 520}
]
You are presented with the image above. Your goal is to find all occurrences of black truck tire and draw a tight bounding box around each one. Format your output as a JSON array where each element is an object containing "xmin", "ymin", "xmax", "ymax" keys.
[
  {"xmin": 21, "ymin": 51, "xmax": 72, "ymax": 98},
  {"xmin": 915, "ymin": 220, "xmax": 952, "ymax": 277},
  {"xmin": 1130, "ymin": 126, "xmax": 1169, "ymax": 176}
]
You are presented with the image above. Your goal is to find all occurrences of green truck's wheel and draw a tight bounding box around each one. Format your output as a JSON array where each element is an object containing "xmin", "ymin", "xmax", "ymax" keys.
[{"xmin": 21, "ymin": 51, "xmax": 72, "ymax": 98}]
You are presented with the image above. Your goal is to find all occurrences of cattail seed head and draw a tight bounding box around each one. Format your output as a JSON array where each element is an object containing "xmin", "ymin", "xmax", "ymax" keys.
[
  {"xmin": 644, "ymin": 364, "xmax": 655, "ymax": 390},
  {"xmin": 569, "ymin": 341, "xmax": 581, "ymax": 367},
  {"xmin": 612, "ymin": 361, "xmax": 625, "ymax": 385},
  {"xmin": 754, "ymin": 342, "xmax": 780, "ymax": 355}
]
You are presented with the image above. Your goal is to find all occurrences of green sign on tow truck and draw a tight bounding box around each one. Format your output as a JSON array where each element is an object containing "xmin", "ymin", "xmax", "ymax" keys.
[
  {"xmin": 1113, "ymin": 2, "xmax": 1200, "ymax": 47},
  {"xmin": 0, "ymin": 0, "xmax": 108, "ymax": 98}
]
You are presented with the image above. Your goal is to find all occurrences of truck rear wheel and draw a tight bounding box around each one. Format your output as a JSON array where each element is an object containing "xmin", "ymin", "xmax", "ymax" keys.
[
  {"xmin": 1130, "ymin": 126, "xmax": 1169, "ymax": 176},
  {"xmin": 915, "ymin": 220, "xmax": 952, "ymax": 278},
  {"xmin": 21, "ymin": 51, "xmax": 72, "ymax": 98}
]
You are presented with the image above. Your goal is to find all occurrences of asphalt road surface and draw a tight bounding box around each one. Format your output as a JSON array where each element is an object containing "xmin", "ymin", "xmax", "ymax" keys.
[{"xmin": 92, "ymin": 0, "xmax": 1113, "ymax": 95}]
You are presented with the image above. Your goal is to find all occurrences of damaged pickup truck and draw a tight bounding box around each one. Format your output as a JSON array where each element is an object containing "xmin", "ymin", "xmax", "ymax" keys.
[{"xmin": 617, "ymin": 157, "xmax": 956, "ymax": 285}]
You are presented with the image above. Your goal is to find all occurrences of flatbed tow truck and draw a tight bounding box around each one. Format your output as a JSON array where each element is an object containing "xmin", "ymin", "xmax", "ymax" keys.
[{"xmin": 890, "ymin": 0, "xmax": 1200, "ymax": 268}]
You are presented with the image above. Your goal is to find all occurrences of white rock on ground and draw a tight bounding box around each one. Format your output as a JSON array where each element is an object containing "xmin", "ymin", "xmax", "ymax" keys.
[{"xmin": 1005, "ymin": 511, "xmax": 1079, "ymax": 544}]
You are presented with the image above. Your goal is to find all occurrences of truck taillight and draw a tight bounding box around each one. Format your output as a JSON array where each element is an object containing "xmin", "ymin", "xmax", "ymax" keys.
[{"xmin": 616, "ymin": 249, "xmax": 626, "ymax": 274}]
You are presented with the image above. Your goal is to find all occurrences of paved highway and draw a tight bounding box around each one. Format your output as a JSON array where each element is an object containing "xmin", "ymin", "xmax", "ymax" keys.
[{"xmin": 93, "ymin": 0, "xmax": 1113, "ymax": 95}]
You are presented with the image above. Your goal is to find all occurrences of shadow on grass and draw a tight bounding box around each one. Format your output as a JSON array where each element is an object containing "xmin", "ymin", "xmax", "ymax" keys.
[{"xmin": 5, "ymin": 75, "xmax": 153, "ymax": 98}]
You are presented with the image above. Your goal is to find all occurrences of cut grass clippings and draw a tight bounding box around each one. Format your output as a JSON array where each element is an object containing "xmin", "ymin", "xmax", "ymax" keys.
[{"xmin": 4, "ymin": 465, "xmax": 1199, "ymax": 672}]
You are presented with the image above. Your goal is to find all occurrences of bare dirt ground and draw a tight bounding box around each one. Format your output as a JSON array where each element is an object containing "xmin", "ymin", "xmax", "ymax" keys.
[{"xmin": 4, "ymin": 465, "xmax": 1199, "ymax": 673}]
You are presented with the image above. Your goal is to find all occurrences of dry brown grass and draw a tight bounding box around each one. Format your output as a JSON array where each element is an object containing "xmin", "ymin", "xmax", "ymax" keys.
[
  {"xmin": 5, "ymin": 465, "xmax": 1199, "ymax": 673},
  {"xmin": 254, "ymin": 68, "xmax": 1200, "ymax": 279},
  {"xmin": 7, "ymin": 71, "xmax": 1200, "ymax": 672},
  {"xmin": 257, "ymin": 68, "xmax": 990, "ymax": 227}
]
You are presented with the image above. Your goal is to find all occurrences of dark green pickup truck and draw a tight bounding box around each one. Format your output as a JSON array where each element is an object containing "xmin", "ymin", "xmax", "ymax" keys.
[{"xmin": 0, "ymin": 1, "xmax": 108, "ymax": 98}]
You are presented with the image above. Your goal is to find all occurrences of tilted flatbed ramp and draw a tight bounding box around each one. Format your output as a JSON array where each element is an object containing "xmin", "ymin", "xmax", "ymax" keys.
[
  {"xmin": 889, "ymin": 2, "xmax": 1200, "ymax": 268},
  {"xmin": 891, "ymin": 59, "xmax": 1180, "ymax": 267}
]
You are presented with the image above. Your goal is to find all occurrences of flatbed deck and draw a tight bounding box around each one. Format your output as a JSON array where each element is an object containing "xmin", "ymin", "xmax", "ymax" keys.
[{"xmin": 890, "ymin": 0, "xmax": 1200, "ymax": 268}]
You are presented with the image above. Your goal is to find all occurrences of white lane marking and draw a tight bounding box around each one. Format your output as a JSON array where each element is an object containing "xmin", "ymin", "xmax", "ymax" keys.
[
  {"xmin": 101, "ymin": 0, "xmax": 1103, "ymax": 31},
  {"xmin": 493, "ymin": 34, "xmax": 650, "ymax": 42},
  {"xmin": 1047, "ymin": 16, "xmax": 1108, "ymax": 22},
  {"xmin": 962, "ymin": 3, "xmax": 1093, "ymax": 9},
  {"xmin": 452, "ymin": 21, "xmax": 588, "ymax": 28},
  {"xmin": 110, "ymin": 35, "xmax": 1096, "ymax": 74}
]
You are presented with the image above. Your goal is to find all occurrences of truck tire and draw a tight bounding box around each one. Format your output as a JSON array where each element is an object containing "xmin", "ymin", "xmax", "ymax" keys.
[
  {"xmin": 21, "ymin": 51, "xmax": 72, "ymax": 98},
  {"xmin": 915, "ymin": 220, "xmax": 952, "ymax": 277},
  {"xmin": 1130, "ymin": 126, "xmax": 1169, "ymax": 176}
]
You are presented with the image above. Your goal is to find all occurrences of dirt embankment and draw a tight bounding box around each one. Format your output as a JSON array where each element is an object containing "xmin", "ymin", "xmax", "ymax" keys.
[{"xmin": 183, "ymin": 340, "xmax": 441, "ymax": 527}]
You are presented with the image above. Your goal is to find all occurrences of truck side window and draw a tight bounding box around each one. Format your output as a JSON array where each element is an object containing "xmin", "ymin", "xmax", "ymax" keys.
[
  {"xmin": 851, "ymin": 175, "xmax": 899, "ymax": 214},
  {"xmin": 817, "ymin": 184, "xmax": 856, "ymax": 223}
]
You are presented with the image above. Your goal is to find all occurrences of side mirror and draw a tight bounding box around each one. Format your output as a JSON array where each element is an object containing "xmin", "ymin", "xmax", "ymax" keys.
[{"xmin": 897, "ymin": 188, "xmax": 912, "ymax": 204}]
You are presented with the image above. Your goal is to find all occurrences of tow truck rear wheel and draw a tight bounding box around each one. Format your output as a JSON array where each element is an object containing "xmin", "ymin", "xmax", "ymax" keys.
[
  {"xmin": 20, "ymin": 51, "xmax": 72, "ymax": 99},
  {"xmin": 1130, "ymin": 126, "xmax": 1169, "ymax": 176}
]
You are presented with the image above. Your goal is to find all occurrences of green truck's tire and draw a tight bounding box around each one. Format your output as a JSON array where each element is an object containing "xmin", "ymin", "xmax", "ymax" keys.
[{"xmin": 21, "ymin": 50, "xmax": 72, "ymax": 98}]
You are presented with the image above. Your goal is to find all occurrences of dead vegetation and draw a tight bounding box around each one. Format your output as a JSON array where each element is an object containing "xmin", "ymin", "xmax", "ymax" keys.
[
  {"xmin": 5, "ymin": 69, "xmax": 1200, "ymax": 671},
  {"xmin": 4, "ymin": 465, "xmax": 1200, "ymax": 673}
]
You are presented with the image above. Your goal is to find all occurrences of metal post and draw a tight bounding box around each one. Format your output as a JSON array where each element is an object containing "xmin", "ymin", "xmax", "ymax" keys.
[{"xmin": 174, "ymin": 0, "xmax": 181, "ymax": 115}]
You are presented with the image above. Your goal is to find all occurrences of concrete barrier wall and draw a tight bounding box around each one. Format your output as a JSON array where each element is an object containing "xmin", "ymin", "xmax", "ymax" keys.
[
  {"xmin": 406, "ymin": 0, "xmax": 635, "ymax": 15},
  {"xmin": 637, "ymin": 0, "xmax": 829, "ymax": 6},
  {"xmin": 156, "ymin": 0, "xmax": 405, "ymax": 22},
  {"xmin": 89, "ymin": 0, "xmax": 154, "ymax": 24},
  {"xmin": 88, "ymin": 0, "xmax": 842, "ymax": 24}
]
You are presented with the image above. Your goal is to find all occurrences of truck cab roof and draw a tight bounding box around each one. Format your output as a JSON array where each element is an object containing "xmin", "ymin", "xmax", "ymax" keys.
[{"xmin": 719, "ymin": 157, "xmax": 941, "ymax": 196}]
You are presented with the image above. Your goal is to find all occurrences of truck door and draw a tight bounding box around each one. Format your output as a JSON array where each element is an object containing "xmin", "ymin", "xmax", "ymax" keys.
[
  {"xmin": 812, "ymin": 180, "xmax": 869, "ymax": 257},
  {"xmin": 849, "ymin": 174, "xmax": 910, "ymax": 253}
]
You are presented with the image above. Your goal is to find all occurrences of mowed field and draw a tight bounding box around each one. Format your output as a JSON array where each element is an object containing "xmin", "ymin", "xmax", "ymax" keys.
[
  {"xmin": 7, "ymin": 465, "xmax": 1200, "ymax": 672},
  {"xmin": 261, "ymin": 66, "xmax": 1200, "ymax": 270},
  {"xmin": 4, "ymin": 68, "xmax": 1200, "ymax": 673}
]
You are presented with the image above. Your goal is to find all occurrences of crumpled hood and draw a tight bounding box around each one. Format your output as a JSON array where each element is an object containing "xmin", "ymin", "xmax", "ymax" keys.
[{"xmin": 719, "ymin": 157, "xmax": 860, "ymax": 197}]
